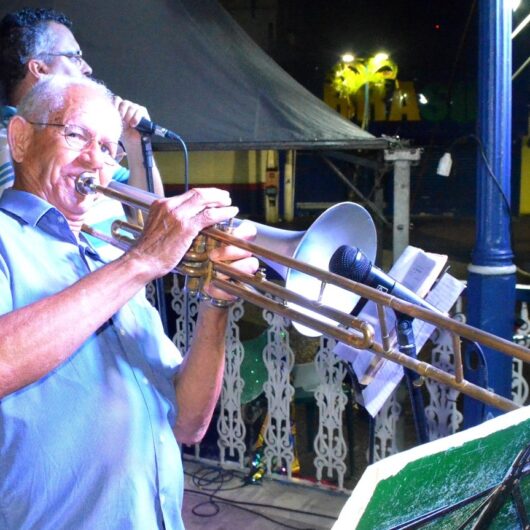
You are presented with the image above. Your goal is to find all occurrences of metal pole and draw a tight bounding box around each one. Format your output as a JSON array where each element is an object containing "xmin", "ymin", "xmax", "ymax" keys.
[
  {"xmin": 283, "ymin": 150, "xmax": 295, "ymax": 222},
  {"xmin": 384, "ymin": 147, "xmax": 422, "ymax": 261},
  {"xmin": 465, "ymin": 0, "xmax": 516, "ymax": 427},
  {"xmin": 264, "ymin": 150, "xmax": 279, "ymax": 224},
  {"xmin": 140, "ymin": 135, "xmax": 169, "ymax": 335}
]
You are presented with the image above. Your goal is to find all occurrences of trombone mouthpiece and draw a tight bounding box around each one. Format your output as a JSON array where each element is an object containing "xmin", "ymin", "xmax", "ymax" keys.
[{"xmin": 75, "ymin": 173, "xmax": 97, "ymax": 196}]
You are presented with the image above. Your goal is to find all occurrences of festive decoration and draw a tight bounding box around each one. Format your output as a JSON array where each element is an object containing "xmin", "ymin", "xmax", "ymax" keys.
[
  {"xmin": 246, "ymin": 409, "xmax": 300, "ymax": 484},
  {"xmin": 239, "ymin": 331, "xmax": 269, "ymax": 404},
  {"xmin": 329, "ymin": 52, "xmax": 398, "ymax": 129}
]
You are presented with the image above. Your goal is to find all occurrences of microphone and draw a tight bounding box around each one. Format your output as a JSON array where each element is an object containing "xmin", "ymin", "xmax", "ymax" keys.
[
  {"xmin": 135, "ymin": 117, "xmax": 178, "ymax": 140},
  {"xmin": 329, "ymin": 245, "xmax": 438, "ymax": 312}
]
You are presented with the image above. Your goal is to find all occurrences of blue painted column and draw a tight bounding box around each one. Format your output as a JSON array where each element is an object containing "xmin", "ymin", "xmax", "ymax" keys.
[{"xmin": 464, "ymin": 0, "xmax": 516, "ymax": 427}]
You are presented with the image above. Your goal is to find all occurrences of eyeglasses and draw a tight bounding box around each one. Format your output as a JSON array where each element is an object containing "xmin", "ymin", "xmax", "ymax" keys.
[
  {"xmin": 28, "ymin": 122, "xmax": 126, "ymax": 165},
  {"xmin": 39, "ymin": 50, "xmax": 85, "ymax": 67}
]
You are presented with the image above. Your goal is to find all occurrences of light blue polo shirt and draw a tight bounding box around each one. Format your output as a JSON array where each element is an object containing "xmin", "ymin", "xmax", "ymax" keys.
[{"xmin": 0, "ymin": 189, "xmax": 184, "ymax": 530}]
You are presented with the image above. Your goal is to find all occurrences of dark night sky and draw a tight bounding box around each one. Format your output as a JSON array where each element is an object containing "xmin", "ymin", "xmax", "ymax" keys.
[
  {"xmin": 260, "ymin": 1, "xmax": 530, "ymax": 141},
  {"xmin": 229, "ymin": 0, "xmax": 530, "ymax": 214},
  {"xmin": 272, "ymin": 2, "xmax": 478, "ymax": 90},
  {"xmin": 270, "ymin": 1, "xmax": 530, "ymax": 82}
]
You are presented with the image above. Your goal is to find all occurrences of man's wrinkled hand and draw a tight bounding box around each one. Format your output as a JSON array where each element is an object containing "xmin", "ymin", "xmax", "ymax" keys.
[{"xmin": 203, "ymin": 220, "xmax": 259, "ymax": 304}]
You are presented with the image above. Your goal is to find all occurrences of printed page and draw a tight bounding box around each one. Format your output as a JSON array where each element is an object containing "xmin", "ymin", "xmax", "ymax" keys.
[{"xmin": 333, "ymin": 246, "xmax": 464, "ymax": 416}]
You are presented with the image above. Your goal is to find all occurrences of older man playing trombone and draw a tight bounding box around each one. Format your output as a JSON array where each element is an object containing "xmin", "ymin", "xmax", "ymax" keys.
[{"xmin": 0, "ymin": 74, "xmax": 258, "ymax": 530}]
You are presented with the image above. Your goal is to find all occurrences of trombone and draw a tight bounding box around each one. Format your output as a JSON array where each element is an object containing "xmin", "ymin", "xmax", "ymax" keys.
[{"xmin": 76, "ymin": 175, "xmax": 530, "ymax": 413}]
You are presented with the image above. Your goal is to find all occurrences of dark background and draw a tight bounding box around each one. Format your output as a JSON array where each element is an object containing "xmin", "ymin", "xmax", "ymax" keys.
[{"xmin": 222, "ymin": 1, "xmax": 530, "ymax": 217}]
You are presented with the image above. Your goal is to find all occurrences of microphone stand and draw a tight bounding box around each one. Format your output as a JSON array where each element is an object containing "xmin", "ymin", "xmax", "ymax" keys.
[
  {"xmin": 395, "ymin": 313, "xmax": 430, "ymax": 444},
  {"xmin": 140, "ymin": 134, "xmax": 169, "ymax": 335}
]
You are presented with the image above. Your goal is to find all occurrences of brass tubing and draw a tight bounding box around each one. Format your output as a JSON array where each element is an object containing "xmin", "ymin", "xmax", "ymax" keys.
[
  {"xmin": 367, "ymin": 340, "xmax": 519, "ymax": 412},
  {"xmin": 203, "ymin": 226, "xmax": 530, "ymax": 364},
  {"xmin": 111, "ymin": 220, "xmax": 143, "ymax": 238},
  {"xmin": 77, "ymin": 177, "xmax": 529, "ymax": 412},
  {"xmin": 210, "ymin": 276, "xmax": 373, "ymax": 349},
  {"xmin": 452, "ymin": 333, "xmax": 464, "ymax": 384},
  {"xmin": 76, "ymin": 175, "xmax": 159, "ymax": 212},
  {"xmin": 212, "ymin": 272, "xmax": 518, "ymax": 412},
  {"xmin": 81, "ymin": 224, "xmax": 130, "ymax": 251},
  {"xmin": 81, "ymin": 181, "xmax": 530, "ymax": 364},
  {"xmin": 376, "ymin": 303, "xmax": 392, "ymax": 353},
  {"xmin": 110, "ymin": 220, "xmax": 140, "ymax": 249},
  {"xmin": 211, "ymin": 260, "xmax": 374, "ymax": 349},
  {"xmin": 102, "ymin": 187, "xmax": 151, "ymax": 211}
]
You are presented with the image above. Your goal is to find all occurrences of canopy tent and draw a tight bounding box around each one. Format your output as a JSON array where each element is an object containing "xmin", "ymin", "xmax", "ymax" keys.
[{"xmin": 2, "ymin": 0, "xmax": 388, "ymax": 151}]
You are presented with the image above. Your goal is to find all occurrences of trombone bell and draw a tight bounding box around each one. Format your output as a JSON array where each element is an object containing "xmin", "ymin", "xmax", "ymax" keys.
[{"xmin": 239, "ymin": 202, "xmax": 377, "ymax": 337}]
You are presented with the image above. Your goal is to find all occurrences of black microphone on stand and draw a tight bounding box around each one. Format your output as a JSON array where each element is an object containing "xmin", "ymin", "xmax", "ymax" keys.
[
  {"xmin": 132, "ymin": 117, "xmax": 180, "ymax": 336},
  {"xmin": 330, "ymin": 245, "xmax": 434, "ymax": 444},
  {"xmin": 328, "ymin": 245, "xmax": 438, "ymax": 312},
  {"xmin": 135, "ymin": 117, "xmax": 179, "ymax": 140},
  {"xmin": 134, "ymin": 117, "xmax": 190, "ymax": 345}
]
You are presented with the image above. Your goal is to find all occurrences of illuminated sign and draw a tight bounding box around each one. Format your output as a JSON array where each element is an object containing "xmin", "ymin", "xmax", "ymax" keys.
[{"xmin": 324, "ymin": 81, "xmax": 476, "ymax": 124}]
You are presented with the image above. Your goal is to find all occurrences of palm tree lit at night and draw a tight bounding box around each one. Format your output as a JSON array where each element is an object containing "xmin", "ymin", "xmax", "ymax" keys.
[{"xmin": 331, "ymin": 51, "xmax": 398, "ymax": 129}]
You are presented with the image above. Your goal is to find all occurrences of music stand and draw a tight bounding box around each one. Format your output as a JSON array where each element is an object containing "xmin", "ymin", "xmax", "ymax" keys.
[{"xmin": 333, "ymin": 406, "xmax": 530, "ymax": 529}]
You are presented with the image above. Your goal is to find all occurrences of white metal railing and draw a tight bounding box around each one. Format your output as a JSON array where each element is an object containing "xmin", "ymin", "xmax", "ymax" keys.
[{"xmin": 162, "ymin": 281, "xmax": 530, "ymax": 491}]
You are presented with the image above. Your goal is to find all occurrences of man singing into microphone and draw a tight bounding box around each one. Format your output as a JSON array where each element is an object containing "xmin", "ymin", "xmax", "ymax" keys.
[
  {"xmin": 0, "ymin": 7, "xmax": 164, "ymax": 198},
  {"xmin": 0, "ymin": 73, "xmax": 258, "ymax": 530}
]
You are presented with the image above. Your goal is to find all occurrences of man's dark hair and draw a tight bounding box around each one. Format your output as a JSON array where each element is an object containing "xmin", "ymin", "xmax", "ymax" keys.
[{"xmin": 0, "ymin": 8, "xmax": 72, "ymax": 104}]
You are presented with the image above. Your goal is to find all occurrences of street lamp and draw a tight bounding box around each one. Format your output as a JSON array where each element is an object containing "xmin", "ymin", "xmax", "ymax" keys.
[{"xmin": 331, "ymin": 51, "xmax": 398, "ymax": 129}]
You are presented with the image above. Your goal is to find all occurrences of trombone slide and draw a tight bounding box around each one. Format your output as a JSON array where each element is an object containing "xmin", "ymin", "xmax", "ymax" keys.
[{"xmin": 76, "ymin": 176, "xmax": 530, "ymax": 413}]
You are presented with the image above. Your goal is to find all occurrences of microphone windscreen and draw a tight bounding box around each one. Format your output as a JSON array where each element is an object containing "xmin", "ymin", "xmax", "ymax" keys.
[
  {"xmin": 135, "ymin": 117, "xmax": 156, "ymax": 135},
  {"xmin": 328, "ymin": 245, "xmax": 371, "ymax": 282}
]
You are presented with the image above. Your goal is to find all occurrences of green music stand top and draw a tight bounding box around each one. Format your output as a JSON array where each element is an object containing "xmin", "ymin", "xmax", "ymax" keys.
[{"xmin": 334, "ymin": 407, "xmax": 530, "ymax": 529}]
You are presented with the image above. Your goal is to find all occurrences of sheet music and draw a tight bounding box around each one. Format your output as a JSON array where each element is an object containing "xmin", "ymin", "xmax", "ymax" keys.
[{"xmin": 333, "ymin": 246, "xmax": 465, "ymax": 416}]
